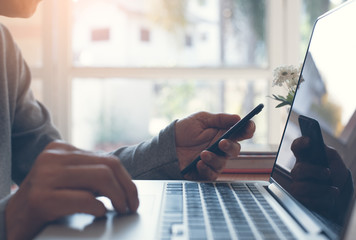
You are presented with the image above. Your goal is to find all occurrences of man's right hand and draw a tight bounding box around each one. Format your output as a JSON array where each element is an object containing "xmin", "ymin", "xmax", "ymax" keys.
[
  {"xmin": 290, "ymin": 136, "xmax": 349, "ymax": 214},
  {"xmin": 5, "ymin": 140, "xmax": 139, "ymax": 240}
]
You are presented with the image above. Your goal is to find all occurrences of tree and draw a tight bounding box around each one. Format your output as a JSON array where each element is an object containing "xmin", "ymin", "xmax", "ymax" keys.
[{"xmin": 148, "ymin": 0, "xmax": 187, "ymax": 31}]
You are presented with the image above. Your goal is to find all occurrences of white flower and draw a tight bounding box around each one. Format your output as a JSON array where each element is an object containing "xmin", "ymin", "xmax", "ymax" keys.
[
  {"xmin": 270, "ymin": 64, "xmax": 303, "ymax": 108},
  {"xmin": 273, "ymin": 65, "xmax": 300, "ymax": 88}
]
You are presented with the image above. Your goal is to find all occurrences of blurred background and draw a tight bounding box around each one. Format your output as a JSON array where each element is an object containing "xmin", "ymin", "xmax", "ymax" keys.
[{"xmin": 0, "ymin": 0, "xmax": 346, "ymax": 152}]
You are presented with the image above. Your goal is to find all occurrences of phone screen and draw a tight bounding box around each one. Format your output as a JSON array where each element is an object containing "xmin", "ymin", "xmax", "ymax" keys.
[{"xmin": 298, "ymin": 115, "xmax": 328, "ymax": 167}]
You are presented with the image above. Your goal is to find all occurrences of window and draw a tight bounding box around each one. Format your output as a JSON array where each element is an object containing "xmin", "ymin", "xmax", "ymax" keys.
[
  {"xmin": 0, "ymin": 0, "xmax": 347, "ymax": 152},
  {"xmin": 300, "ymin": 0, "xmax": 347, "ymax": 58}
]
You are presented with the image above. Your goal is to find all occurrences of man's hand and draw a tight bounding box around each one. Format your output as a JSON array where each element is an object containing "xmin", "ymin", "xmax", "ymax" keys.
[
  {"xmin": 175, "ymin": 112, "xmax": 255, "ymax": 181},
  {"xmin": 5, "ymin": 141, "xmax": 139, "ymax": 240},
  {"xmin": 290, "ymin": 136, "xmax": 349, "ymax": 214}
]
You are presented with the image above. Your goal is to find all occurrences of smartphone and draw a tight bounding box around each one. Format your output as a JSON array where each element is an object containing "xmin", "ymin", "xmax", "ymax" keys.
[
  {"xmin": 180, "ymin": 103, "xmax": 264, "ymax": 175},
  {"xmin": 298, "ymin": 115, "xmax": 328, "ymax": 167}
]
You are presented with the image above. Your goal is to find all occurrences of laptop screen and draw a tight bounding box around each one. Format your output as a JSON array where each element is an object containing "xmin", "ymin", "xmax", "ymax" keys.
[{"xmin": 271, "ymin": 0, "xmax": 356, "ymax": 235}]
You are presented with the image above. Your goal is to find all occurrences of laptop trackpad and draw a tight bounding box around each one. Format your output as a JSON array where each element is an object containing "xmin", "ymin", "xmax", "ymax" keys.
[{"xmin": 36, "ymin": 181, "xmax": 164, "ymax": 240}]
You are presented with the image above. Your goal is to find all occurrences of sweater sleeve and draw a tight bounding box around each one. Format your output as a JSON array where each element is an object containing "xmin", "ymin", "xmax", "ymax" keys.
[
  {"xmin": 1, "ymin": 25, "xmax": 61, "ymax": 185},
  {"xmin": 0, "ymin": 24, "xmax": 61, "ymax": 239},
  {"xmin": 112, "ymin": 120, "xmax": 184, "ymax": 180}
]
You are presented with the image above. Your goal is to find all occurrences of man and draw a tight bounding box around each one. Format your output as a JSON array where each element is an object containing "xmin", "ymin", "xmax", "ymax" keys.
[{"xmin": 0, "ymin": 0, "xmax": 255, "ymax": 239}]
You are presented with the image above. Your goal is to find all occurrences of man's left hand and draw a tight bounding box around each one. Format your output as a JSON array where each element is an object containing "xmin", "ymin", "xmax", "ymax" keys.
[{"xmin": 175, "ymin": 112, "xmax": 255, "ymax": 180}]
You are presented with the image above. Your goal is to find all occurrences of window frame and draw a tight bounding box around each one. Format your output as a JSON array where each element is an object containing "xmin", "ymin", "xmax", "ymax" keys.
[{"xmin": 31, "ymin": 0, "xmax": 301, "ymax": 146}]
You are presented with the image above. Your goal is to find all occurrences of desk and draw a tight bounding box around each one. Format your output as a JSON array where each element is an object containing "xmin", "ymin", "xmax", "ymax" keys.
[{"xmin": 218, "ymin": 173, "xmax": 270, "ymax": 182}]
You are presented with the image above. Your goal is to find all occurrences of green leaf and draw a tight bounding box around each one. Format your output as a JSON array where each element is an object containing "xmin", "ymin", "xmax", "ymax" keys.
[
  {"xmin": 269, "ymin": 93, "xmax": 293, "ymax": 108},
  {"xmin": 276, "ymin": 102, "xmax": 290, "ymax": 108},
  {"xmin": 272, "ymin": 94, "xmax": 287, "ymax": 102},
  {"xmin": 286, "ymin": 91, "xmax": 295, "ymax": 103}
]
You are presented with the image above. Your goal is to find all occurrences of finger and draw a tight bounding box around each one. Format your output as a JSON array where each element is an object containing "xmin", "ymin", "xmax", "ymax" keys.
[
  {"xmin": 291, "ymin": 137, "xmax": 311, "ymax": 159},
  {"xmin": 97, "ymin": 155, "xmax": 139, "ymax": 212},
  {"xmin": 41, "ymin": 190, "xmax": 107, "ymax": 221},
  {"xmin": 200, "ymin": 151, "xmax": 227, "ymax": 172},
  {"xmin": 205, "ymin": 113, "xmax": 241, "ymax": 130},
  {"xmin": 291, "ymin": 162, "xmax": 331, "ymax": 181},
  {"xmin": 325, "ymin": 146, "xmax": 342, "ymax": 164},
  {"xmin": 44, "ymin": 140, "xmax": 80, "ymax": 152},
  {"xmin": 219, "ymin": 139, "xmax": 241, "ymax": 157},
  {"xmin": 53, "ymin": 165, "xmax": 131, "ymax": 214},
  {"xmin": 196, "ymin": 160, "xmax": 219, "ymax": 181},
  {"xmin": 325, "ymin": 146, "xmax": 347, "ymax": 170},
  {"xmin": 44, "ymin": 152, "xmax": 139, "ymax": 212},
  {"xmin": 234, "ymin": 120, "xmax": 256, "ymax": 141},
  {"xmin": 194, "ymin": 113, "xmax": 242, "ymax": 143},
  {"xmin": 199, "ymin": 140, "xmax": 241, "ymax": 176}
]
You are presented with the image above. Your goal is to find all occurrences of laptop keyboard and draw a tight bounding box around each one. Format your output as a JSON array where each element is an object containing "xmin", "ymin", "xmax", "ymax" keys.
[{"xmin": 159, "ymin": 182, "xmax": 296, "ymax": 240}]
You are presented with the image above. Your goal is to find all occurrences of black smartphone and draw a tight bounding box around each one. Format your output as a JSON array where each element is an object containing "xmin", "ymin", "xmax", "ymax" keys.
[
  {"xmin": 180, "ymin": 103, "xmax": 264, "ymax": 175},
  {"xmin": 298, "ymin": 115, "xmax": 328, "ymax": 167}
]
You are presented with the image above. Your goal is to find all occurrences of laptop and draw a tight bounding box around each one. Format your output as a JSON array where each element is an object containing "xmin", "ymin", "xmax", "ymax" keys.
[{"xmin": 36, "ymin": 1, "xmax": 356, "ymax": 239}]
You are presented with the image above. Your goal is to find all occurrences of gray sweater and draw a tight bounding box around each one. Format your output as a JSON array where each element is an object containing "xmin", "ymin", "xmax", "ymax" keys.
[{"xmin": 0, "ymin": 24, "xmax": 182, "ymax": 239}]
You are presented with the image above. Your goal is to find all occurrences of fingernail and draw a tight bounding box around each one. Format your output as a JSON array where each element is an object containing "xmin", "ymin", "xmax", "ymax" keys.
[
  {"xmin": 200, "ymin": 150, "xmax": 212, "ymax": 161},
  {"xmin": 130, "ymin": 199, "xmax": 139, "ymax": 212},
  {"xmin": 134, "ymin": 198, "xmax": 140, "ymax": 211}
]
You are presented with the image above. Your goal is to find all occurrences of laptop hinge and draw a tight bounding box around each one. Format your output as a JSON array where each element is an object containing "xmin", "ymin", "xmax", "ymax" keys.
[{"xmin": 267, "ymin": 183, "xmax": 323, "ymax": 234}]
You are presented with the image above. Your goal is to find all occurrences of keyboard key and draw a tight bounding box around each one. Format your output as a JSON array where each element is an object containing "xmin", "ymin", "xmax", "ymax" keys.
[{"xmin": 160, "ymin": 182, "xmax": 296, "ymax": 240}]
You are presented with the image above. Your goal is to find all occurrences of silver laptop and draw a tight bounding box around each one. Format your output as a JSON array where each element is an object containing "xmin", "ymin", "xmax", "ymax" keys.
[{"xmin": 36, "ymin": 1, "xmax": 356, "ymax": 239}]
